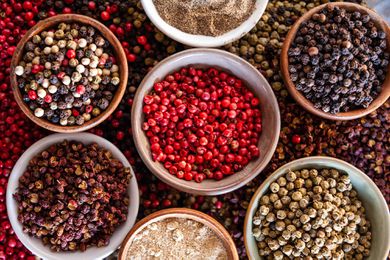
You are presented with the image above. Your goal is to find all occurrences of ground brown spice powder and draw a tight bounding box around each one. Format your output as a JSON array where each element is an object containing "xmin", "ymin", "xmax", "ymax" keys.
[{"xmin": 153, "ymin": 0, "xmax": 256, "ymax": 36}]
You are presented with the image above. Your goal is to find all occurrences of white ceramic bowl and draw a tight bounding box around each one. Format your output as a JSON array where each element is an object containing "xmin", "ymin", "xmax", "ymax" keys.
[
  {"xmin": 244, "ymin": 156, "xmax": 390, "ymax": 260},
  {"xmin": 132, "ymin": 48, "xmax": 280, "ymax": 195},
  {"xmin": 140, "ymin": 0, "xmax": 268, "ymax": 47},
  {"xmin": 6, "ymin": 133, "xmax": 140, "ymax": 260}
]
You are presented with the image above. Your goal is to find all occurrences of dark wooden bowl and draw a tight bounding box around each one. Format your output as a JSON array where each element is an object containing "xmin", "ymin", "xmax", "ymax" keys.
[
  {"xmin": 10, "ymin": 14, "xmax": 128, "ymax": 132},
  {"xmin": 281, "ymin": 2, "xmax": 390, "ymax": 121},
  {"xmin": 118, "ymin": 208, "xmax": 239, "ymax": 260}
]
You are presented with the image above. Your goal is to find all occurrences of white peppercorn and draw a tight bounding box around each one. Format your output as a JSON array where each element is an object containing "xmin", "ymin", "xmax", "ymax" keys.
[
  {"xmin": 15, "ymin": 66, "xmax": 24, "ymax": 76},
  {"xmin": 253, "ymin": 167, "xmax": 371, "ymax": 259}
]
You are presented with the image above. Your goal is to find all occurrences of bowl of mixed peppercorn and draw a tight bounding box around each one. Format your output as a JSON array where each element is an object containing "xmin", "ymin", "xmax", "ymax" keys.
[
  {"xmin": 281, "ymin": 2, "xmax": 390, "ymax": 120},
  {"xmin": 10, "ymin": 14, "xmax": 128, "ymax": 132}
]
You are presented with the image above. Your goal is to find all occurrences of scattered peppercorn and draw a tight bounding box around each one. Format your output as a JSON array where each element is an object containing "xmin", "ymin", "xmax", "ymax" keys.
[
  {"xmin": 253, "ymin": 168, "xmax": 372, "ymax": 259},
  {"xmin": 15, "ymin": 22, "xmax": 121, "ymax": 126},
  {"xmin": 142, "ymin": 66, "xmax": 262, "ymax": 182},
  {"xmin": 288, "ymin": 5, "xmax": 389, "ymax": 114},
  {"xmin": 13, "ymin": 140, "xmax": 132, "ymax": 252}
]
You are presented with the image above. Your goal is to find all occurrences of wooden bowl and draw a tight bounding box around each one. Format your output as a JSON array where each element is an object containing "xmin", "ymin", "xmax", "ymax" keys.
[
  {"xmin": 118, "ymin": 208, "xmax": 239, "ymax": 260},
  {"xmin": 10, "ymin": 14, "xmax": 128, "ymax": 132},
  {"xmin": 244, "ymin": 156, "xmax": 390, "ymax": 260},
  {"xmin": 131, "ymin": 49, "xmax": 280, "ymax": 195},
  {"xmin": 281, "ymin": 2, "xmax": 390, "ymax": 121}
]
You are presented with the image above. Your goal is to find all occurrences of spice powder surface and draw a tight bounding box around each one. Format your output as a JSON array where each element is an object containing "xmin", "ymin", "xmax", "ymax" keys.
[
  {"xmin": 153, "ymin": 0, "xmax": 257, "ymax": 36},
  {"xmin": 126, "ymin": 217, "xmax": 228, "ymax": 259}
]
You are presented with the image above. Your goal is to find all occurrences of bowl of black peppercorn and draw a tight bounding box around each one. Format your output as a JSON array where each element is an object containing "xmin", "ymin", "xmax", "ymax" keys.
[{"xmin": 281, "ymin": 2, "xmax": 390, "ymax": 120}]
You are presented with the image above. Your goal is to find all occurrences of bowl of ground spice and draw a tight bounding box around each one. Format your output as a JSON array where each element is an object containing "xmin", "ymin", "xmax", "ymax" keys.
[
  {"xmin": 244, "ymin": 156, "xmax": 390, "ymax": 260},
  {"xmin": 6, "ymin": 133, "xmax": 139, "ymax": 260},
  {"xmin": 281, "ymin": 2, "xmax": 390, "ymax": 120},
  {"xmin": 118, "ymin": 208, "xmax": 239, "ymax": 260},
  {"xmin": 10, "ymin": 14, "xmax": 128, "ymax": 132},
  {"xmin": 131, "ymin": 48, "xmax": 280, "ymax": 195},
  {"xmin": 140, "ymin": 0, "xmax": 268, "ymax": 47}
]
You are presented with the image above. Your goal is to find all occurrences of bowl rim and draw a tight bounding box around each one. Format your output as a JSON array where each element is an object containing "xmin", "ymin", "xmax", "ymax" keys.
[
  {"xmin": 10, "ymin": 14, "xmax": 128, "ymax": 132},
  {"xmin": 131, "ymin": 48, "xmax": 281, "ymax": 195},
  {"xmin": 6, "ymin": 133, "xmax": 139, "ymax": 260},
  {"xmin": 118, "ymin": 207, "xmax": 239, "ymax": 260},
  {"xmin": 140, "ymin": 0, "xmax": 268, "ymax": 47},
  {"xmin": 280, "ymin": 2, "xmax": 390, "ymax": 121},
  {"xmin": 243, "ymin": 156, "xmax": 390, "ymax": 260}
]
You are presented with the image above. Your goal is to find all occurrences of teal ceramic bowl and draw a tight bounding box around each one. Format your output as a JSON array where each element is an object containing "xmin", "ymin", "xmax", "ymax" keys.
[{"xmin": 244, "ymin": 156, "xmax": 390, "ymax": 260}]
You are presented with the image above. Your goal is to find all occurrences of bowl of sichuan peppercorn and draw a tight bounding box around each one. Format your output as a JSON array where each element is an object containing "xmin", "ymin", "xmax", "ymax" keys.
[
  {"xmin": 10, "ymin": 14, "xmax": 128, "ymax": 132},
  {"xmin": 6, "ymin": 133, "xmax": 139, "ymax": 260},
  {"xmin": 132, "ymin": 48, "xmax": 280, "ymax": 195},
  {"xmin": 281, "ymin": 2, "xmax": 390, "ymax": 120},
  {"xmin": 244, "ymin": 156, "xmax": 390, "ymax": 260}
]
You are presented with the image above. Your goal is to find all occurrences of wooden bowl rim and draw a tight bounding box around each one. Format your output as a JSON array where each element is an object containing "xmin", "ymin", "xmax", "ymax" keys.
[
  {"xmin": 10, "ymin": 14, "xmax": 128, "ymax": 132},
  {"xmin": 280, "ymin": 2, "xmax": 390, "ymax": 121},
  {"xmin": 118, "ymin": 208, "xmax": 239, "ymax": 260}
]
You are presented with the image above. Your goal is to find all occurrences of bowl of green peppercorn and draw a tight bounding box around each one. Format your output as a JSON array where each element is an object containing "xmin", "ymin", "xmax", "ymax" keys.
[
  {"xmin": 281, "ymin": 2, "xmax": 390, "ymax": 120},
  {"xmin": 10, "ymin": 14, "xmax": 128, "ymax": 132},
  {"xmin": 244, "ymin": 156, "xmax": 390, "ymax": 260}
]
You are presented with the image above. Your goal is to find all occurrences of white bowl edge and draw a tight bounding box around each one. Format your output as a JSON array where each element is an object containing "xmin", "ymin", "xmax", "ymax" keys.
[
  {"xmin": 244, "ymin": 156, "xmax": 390, "ymax": 260},
  {"xmin": 6, "ymin": 133, "xmax": 140, "ymax": 260},
  {"xmin": 140, "ymin": 0, "xmax": 269, "ymax": 47}
]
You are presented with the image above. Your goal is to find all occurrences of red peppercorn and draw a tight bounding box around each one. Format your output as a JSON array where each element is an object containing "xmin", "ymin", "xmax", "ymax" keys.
[
  {"xmin": 292, "ymin": 134, "xmax": 301, "ymax": 144},
  {"xmin": 76, "ymin": 85, "xmax": 85, "ymax": 95},
  {"xmin": 126, "ymin": 53, "xmax": 136, "ymax": 62},
  {"xmin": 100, "ymin": 11, "xmax": 110, "ymax": 21},
  {"xmin": 137, "ymin": 35, "xmax": 147, "ymax": 45},
  {"xmin": 66, "ymin": 49, "xmax": 76, "ymax": 59},
  {"xmin": 88, "ymin": 1, "xmax": 96, "ymax": 10},
  {"xmin": 142, "ymin": 67, "xmax": 262, "ymax": 182},
  {"xmin": 43, "ymin": 94, "xmax": 52, "ymax": 103},
  {"xmin": 62, "ymin": 7, "xmax": 72, "ymax": 14},
  {"xmin": 23, "ymin": 1, "xmax": 33, "ymax": 9},
  {"xmin": 24, "ymin": 12, "xmax": 34, "ymax": 21},
  {"xmin": 27, "ymin": 90, "xmax": 36, "ymax": 100}
]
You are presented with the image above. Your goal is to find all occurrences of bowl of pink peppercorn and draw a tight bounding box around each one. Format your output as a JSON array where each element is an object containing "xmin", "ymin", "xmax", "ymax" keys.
[{"xmin": 132, "ymin": 48, "xmax": 280, "ymax": 195}]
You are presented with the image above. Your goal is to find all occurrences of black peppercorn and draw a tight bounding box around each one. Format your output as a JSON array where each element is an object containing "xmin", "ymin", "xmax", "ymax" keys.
[{"xmin": 288, "ymin": 6, "xmax": 389, "ymax": 114}]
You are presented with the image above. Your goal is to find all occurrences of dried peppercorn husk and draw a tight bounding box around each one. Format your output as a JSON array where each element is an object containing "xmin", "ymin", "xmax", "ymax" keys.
[{"xmin": 13, "ymin": 140, "xmax": 132, "ymax": 252}]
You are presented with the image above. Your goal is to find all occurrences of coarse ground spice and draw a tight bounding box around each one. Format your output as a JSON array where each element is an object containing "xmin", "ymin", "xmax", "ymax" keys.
[
  {"xmin": 153, "ymin": 0, "xmax": 256, "ymax": 36},
  {"xmin": 0, "ymin": 0, "xmax": 388, "ymax": 259},
  {"xmin": 126, "ymin": 217, "xmax": 227, "ymax": 259}
]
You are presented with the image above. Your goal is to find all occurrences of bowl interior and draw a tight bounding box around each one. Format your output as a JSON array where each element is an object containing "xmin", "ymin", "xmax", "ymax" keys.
[
  {"xmin": 132, "ymin": 49, "xmax": 280, "ymax": 195},
  {"xmin": 244, "ymin": 156, "xmax": 390, "ymax": 260},
  {"xmin": 281, "ymin": 2, "xmax": 390, "ymax": 120},
  {"xmin": 10, "ymin": 14, "xmax": 128, "ymax": 132},
  {"xmin": 6, "ymin": 133, "xmax": 139, "ymax": 260},
  {"xmin": 119, "ymin": 208, "xmax": 238, "ymax": 260},
  {"xmin": 140, "ymin": 0, "xmax": 268, "ymax": 47}
]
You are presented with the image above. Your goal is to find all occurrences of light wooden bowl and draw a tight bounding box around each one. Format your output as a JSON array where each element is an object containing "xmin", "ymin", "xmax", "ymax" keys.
[
  {"xmin": 10, "ymin": 14, "xmax": 128, "ymax": 132},
  {"xmin": 281, "ymin": 2, "xmax": 390, "ymax": 121},
  {"xmin": 131, "ymin": 49, "xmax": 280, "ymax": 195},
  {"xmin": 244, "ymin": 156, "xmax": 390, "ymax": 260},
  {"xmin": 118, "ymin": 208, "xmax": 239, "ymax": 260}
]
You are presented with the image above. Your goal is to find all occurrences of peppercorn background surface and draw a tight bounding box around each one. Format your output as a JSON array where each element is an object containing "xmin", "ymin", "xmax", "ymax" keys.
[{"xmin": 0, "ymin": 0, "xmax": 388, "ymax": 259}]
